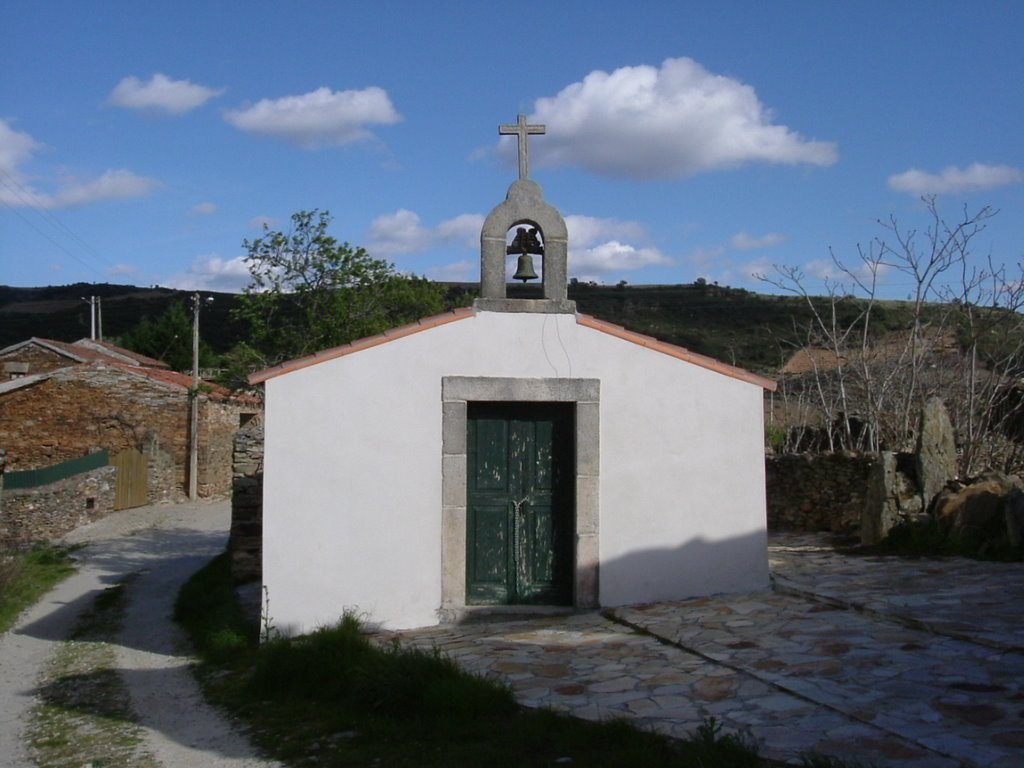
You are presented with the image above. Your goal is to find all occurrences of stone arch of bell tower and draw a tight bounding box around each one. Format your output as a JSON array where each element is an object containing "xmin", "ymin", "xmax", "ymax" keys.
[{"xmin": 477, "ymin": 179, "xmax": 575, "ymax": 313}]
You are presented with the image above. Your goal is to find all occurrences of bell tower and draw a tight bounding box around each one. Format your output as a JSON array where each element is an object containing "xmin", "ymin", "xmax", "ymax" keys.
[{"xmin": 475, "ymin": 115, "xmax": 576, "ymax": 314}]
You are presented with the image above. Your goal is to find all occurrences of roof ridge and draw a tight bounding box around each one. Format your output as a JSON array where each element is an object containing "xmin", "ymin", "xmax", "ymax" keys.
[
  {"xmin": 575, "ymin": 313, "xmax": 776, "ymax": 391},
  {"xmin": 249, "ymin": 307, "xmax": 476, "ymax": 384},
  {"xmin": 247, "ymin": 307, "xmax": 775, "ymax": 391}
]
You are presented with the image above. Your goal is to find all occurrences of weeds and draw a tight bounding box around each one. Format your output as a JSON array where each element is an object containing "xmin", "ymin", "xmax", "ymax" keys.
[
  {"xmin": 0, "ymin": 545, "xmax": 76, "ymax": 633},
  {"xmin": 176, "ymin": 552, "xmax": 771, "ymax": 766},
  {"xmin": 172, "ymin": 551, "xmax": 255, "ymax": 665}
]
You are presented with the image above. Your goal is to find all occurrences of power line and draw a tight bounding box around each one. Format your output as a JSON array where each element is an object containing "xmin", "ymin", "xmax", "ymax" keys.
[
  {"xmin": 0, "ymin": 168, "xmax": 115, "ymax": 278},
  {"xmin": 0, "ymin": 196, "xmax": 107, "ymax": 277}
]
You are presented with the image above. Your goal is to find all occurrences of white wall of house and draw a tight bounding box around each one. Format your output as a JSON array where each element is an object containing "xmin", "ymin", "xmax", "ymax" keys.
[{"xmin": 262, "ymin": 311, "xmax": 768, "ymax": 633}]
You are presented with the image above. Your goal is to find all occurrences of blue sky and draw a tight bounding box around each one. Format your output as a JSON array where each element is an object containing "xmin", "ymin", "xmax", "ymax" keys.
[{"xmin": 2, "ymin": 1, "xmax": 1022, "ymax": 297}]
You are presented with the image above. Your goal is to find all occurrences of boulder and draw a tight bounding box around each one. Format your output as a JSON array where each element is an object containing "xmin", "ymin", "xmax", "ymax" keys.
[
  {"xmin": 915, "ymin": 397, "xmax": 958, "ymax": 512},
  {"xmin": 862, "ymin": 452, "xmax": 925, "ymax": 545},
  {"xmin": 934, "ymin": 472, "xmax": 1018, "ymax": 548},
  {"xmin": 862, "ymin": 451, "xmax": 898, "ymax": 545},
  {"xmin": 1005, "ymin": 489, "xmax": 1024, "ymax": 549}
]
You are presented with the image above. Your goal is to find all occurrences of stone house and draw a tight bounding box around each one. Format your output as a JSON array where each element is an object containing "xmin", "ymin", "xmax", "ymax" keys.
[
  {"xmin": 0, "ymin": 339, "xmax": 259, "ymax": 502},
  {"xmin": 0, "ymin": 337, "xmax": 169, "ymax": 380},
  {"xmin": 252, "ymin": 120, "xmax": 776, "ymax": 632}
]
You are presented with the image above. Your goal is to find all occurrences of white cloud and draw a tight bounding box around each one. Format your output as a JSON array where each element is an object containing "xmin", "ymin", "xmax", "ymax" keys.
[
  {"xmin": 565, "ymin": 215, "xmax": 646, "ymax": 248},
  {"xmin": 426, "ymin": 259, "xmax": 477, "ymax": 282},
  {"xmin": 367, "ymin": 209, "xmax": 428, "ymax": 257},
  {"xmin": 109, "ymin": 263, "xmax": 138, "ymax": 276},
  {"xmin": 436, "ymin": 213, "xmax": 485, "ymax": 249},
  {"xmin": 368, "ymin": 210, "xmax": 484, "ymax": 258},
  {"xmin": 45, "ymin": 170, "xmax": 161, "ymax": 209},
  {"xmin": 0, "ymin": 119, "xmax": 160, "ymax": 209},
  {"xmin": 225, "ymin": 86, "xmax": 401, "ymax": 148},
  {"xmin": 519, "ymin": 57, "xmax": 837, "ymax": 179},
  {"xmin": 108, "ymin": 73, "xmax": 225, "ymax": 115},
  {"xmin": 189, "ymin": 201, "xmax": 218, "ymax": 216},
  {"xmin": 734, "ymin": 257, "xmax": 775, "ymax": 284},
  {"xmin": 802, "ymin": 256, "xmax": 892, "ymax": 285},
  {"xmin": 804, "ymin": 258, "xmax": 842, "ymax": 281},
  {"xmin": 0, "ymin": 119, "xmax": 41, "ymax": 183},
  {"xmin": 570, "ymin": 241, "xmax": 671, "ymax": 275},
  {"xmin": 249, "ymin": 215, "xmax": 276, "ymax": 230},
  {"xmin": 730, "ymin": 231, "xmax": 786, "ymax": 250},
  {"xmin": 562, "ymin": 214, "xmax": 668, "ymax": 276},
  {"xmin": 888, "ymin": 163, "xmax": 1024, "ymax": 196},
  {"xmin": 165, "ymin": 254, "xmax": 251, "ymax": 292},
  {"xmin": 367, "ymin": 208, "xmax": 667, "ymax": 279},
  {"xmin": 686, "ymin": 245, "xmax": 727, "ymax": 272}
]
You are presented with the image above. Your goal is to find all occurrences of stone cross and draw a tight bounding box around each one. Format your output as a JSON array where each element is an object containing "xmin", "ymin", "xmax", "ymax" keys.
[{"xmin": 499, "ymin": 114, "xmax": 545, "ymax": 180}]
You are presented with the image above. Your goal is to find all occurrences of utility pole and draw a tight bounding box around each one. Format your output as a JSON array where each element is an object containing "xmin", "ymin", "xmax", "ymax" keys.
[
  {"xmin": 189, "ymin": 292, "xmax": 201, "ymax": 500},
  {"xmin": 97, "ymin": 297, "xmax": 103, "ymax": 341},
  {"xmin": 81, "ymin": 296, "xmax": 96, "ymax": 340},
  {"xmin": 188, "ymin": 292, "xmax": 214, "ymax": 501}
]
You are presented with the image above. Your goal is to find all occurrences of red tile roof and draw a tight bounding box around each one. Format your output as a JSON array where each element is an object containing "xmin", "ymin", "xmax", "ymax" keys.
[
  {"xmin": 108, "ymin": 362, "xmax": 258, "ymax": 403},
  {"xmin": 576, "ymin": 315, "xmax": 776, "ymax": 391},
  {"xmin": 250, "ymin": 308, "xmax": 776, "ymax": 391}
]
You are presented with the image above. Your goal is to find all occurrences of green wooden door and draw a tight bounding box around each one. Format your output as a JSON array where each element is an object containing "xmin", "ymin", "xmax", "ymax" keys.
[{"xmin": 467, "ymin": 403, "xmax": 574, "ymax": 605}]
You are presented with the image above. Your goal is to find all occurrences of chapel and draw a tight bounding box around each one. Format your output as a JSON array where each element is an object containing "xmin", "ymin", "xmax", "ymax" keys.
[{"xmin": 252, "ymin": 116, "xmax": 775, "ymax": 632}]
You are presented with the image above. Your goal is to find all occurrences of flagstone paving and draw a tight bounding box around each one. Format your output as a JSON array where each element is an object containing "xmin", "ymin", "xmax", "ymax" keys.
[
  {"xmin": 380, "ymin": 535, "xmax": 1024, "ymax": 767},
  {"xmin": 770, "ymin": 534, "xmax": 1024, "ymax": 653}
]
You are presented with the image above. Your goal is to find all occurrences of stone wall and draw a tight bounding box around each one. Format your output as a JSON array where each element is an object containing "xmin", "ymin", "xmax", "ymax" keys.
[
  {"xmin": 765, "ymin": 452, "xmax": 878, "ymax": 535},
  {"xmin": 199, "ymin": 400, "xmax": 249, "ymax": 498},
  {"xmin": 0, "ymin": 364, "xmax": 257, "ymax": 499},
  {"xmin": 0, "ymin": 343, "xmax": 73, "ymax": 379},
  {"xmin": 0, "ymin": 367, "xmax": 189, "ymax": 476},
  {"xmin": 142, "ymin": 433, "xmax": 181, "ymax": 505},
  {"xmin": 229, "ymin": 423, "xmax": 263, "ymax": 582},
  {"xmin": 0, "ymin": 465, "xmax": 116, "ymax": 546}
]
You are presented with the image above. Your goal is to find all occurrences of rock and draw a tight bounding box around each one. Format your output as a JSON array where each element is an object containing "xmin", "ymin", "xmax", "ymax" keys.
[
  {"xmin": 862, "ymin": 452, "xmax": 898, "ymax": 545},
  {"xmin": 934, "ymin": 472, "xmax": 1017, "ymax": 548},
  {"xmin": 1005, "ymin": 488, "xmax": 1024, "ymax": 549},
  {"xmin": 915, "ymin": 397, "xmax": 958, "ymax": 512},
  {"xmin": 862, "ymin": 451, "xmax": 926, "ymax": 544}
]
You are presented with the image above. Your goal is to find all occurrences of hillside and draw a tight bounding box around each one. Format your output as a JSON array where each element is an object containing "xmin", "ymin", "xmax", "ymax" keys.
[
  {"xmin": 0, "ymin": 281, "xmax": 920, "ymax": 374},
  {"xmin": 0, "ymin": 283, "xmax": 248, "ymax": 357}
]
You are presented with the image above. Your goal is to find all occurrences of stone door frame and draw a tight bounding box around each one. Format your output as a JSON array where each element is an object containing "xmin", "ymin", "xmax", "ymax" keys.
[{"xmin": 441, "ymin": 376, "xmax": 600, "ymax": 618}]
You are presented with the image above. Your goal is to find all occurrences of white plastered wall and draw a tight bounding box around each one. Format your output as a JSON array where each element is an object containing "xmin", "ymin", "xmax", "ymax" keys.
[{"xmin": 262, "ymin": 311, "xmax": 768, "ymax": 632}]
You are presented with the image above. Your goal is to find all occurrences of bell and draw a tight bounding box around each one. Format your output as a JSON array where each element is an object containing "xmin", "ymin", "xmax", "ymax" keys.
[{"xmin": 513, "ymin": 253, "xmax": 539, "ymax": 282}]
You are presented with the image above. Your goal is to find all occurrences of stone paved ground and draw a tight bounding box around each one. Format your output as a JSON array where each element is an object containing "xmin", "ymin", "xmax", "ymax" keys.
[{"xmin": 381, "ymin": 535, "xmax": 1024, "ymax": 768}]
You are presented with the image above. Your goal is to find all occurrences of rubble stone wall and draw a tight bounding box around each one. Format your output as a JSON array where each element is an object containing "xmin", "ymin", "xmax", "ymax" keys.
[
  {"xmin": 199, "ymin": 400, "xmax": 250, "ymax": 498},
  {"xmin": 230, "ymin": 423, "xmax": 263, "ymax": 582},
  {"xmin": 0, "ymin": 365, "xmax": 256, "ymax": 499},
  {"xmin": 766, "ymin": 452, "xmax": 878, "ymax": 534},
  {"xmin": 0, "ymin": 368, "xmax": 189, "ymax": 478},
  {"xmin": 0, "ymin": 344, "xmax": 73, "ymax": 378},
  {"xmin": 0, "ymin": 465, "xmax": 117, "ymax": 546}
]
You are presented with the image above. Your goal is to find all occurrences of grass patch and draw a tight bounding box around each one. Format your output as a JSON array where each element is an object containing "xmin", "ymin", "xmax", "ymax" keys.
[
  {"xmin": 0, "ymin": 545, "xmax": 77, "ymax": 634},
  {"xmin": 176, "ymin": 553, "xmax": 768, "ymax": 766}
]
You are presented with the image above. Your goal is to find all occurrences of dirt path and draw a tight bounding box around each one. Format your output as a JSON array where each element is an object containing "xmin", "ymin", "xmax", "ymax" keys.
[{"xmin": 0, "ymin": 500, "xmax": 281, "ymax": 768}]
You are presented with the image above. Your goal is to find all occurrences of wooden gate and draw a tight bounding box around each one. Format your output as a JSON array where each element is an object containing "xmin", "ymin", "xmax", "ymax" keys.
[{"xmin": 112, "ymin": 448, "xmax": 148, "ymax": 510}]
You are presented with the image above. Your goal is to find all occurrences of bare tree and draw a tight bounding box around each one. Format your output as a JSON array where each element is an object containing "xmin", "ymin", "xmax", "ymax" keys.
[{"xmin": 762, "ymin": 197, "xmax": 1024, "ymax": 474}]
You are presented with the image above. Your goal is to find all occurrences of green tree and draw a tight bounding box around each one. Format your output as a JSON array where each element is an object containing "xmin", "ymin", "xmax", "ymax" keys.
[
  {"xmin": 120, "ymin": 301, "xmax": 216, "ymax": 372},
  {"xmin": 233, "ymin": 210, "xmax": 448, "ymax": 367}
]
